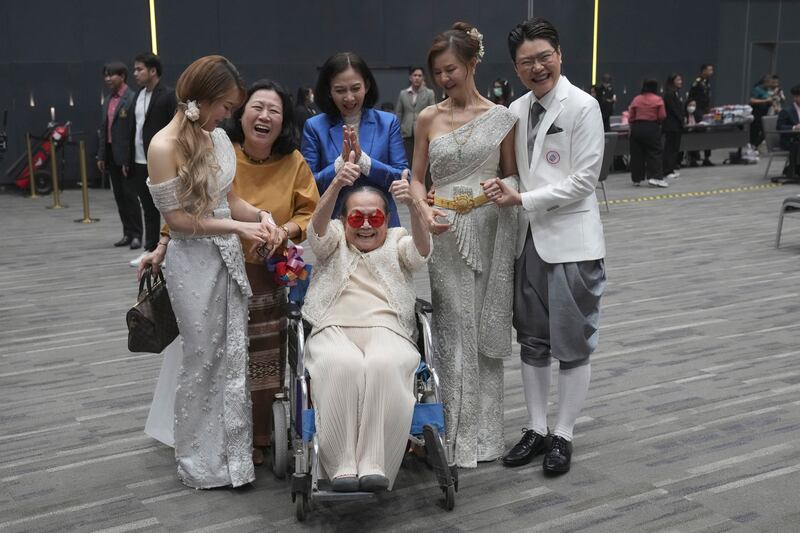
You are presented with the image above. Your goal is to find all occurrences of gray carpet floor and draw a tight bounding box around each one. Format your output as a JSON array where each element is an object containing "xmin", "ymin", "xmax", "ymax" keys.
[{"xmin": 1, "ymin": 151, "xmax": 799, "ymax": 532}]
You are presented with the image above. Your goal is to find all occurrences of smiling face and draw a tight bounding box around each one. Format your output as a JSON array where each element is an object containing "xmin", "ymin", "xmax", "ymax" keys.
[
  {"xmin": 241, "ymin": 89, "xmax": 283, "ymax": 152},
  {"xmin": 513, "ymin": 38, "xmax": 562, "ymax": 99},
  {"xmin": 431, "ymin": 49, "xmax": 475, "ymax": 98},
  {"xmin": 674, "ymin": 75, "xmax": 683, "ymax": 89},
  {"xmin": 199, "ymin": 85, "xmax": 241, "ymax": 132},
  {"xmin": 330, "ymin": 67, "xmax": 367, "ymax": 118},
  {"xmin": 343, "ymin": 191, "xmax": 388, "ymax": 253}
]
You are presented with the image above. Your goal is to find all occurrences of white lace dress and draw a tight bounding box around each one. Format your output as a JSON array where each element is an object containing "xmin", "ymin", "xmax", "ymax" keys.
[
  {"xmin": 428, "ymin": 106, "xmax": 518, "ymax": 468},
  {"xmin": 146, "ymin": 128, "xmax": 254, "ymax": 488}
]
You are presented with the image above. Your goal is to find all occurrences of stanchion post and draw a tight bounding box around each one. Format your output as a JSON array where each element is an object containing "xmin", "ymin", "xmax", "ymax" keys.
[
  {"xmin": 75, "ymin": 140, "xmax": 99, "ymax": 223},
  {"xmin": 26, "ymin": 133, "xmax": 39, "ymax": 198},
  {"xmin": 47, "ymin": 135, "xmax": 66, "ymax": 209}
]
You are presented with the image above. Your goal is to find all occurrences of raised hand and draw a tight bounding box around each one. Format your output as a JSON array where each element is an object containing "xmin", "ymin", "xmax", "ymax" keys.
[
  {"xmin": 348, "ymin": 126, "xmax": 362, "ymax": 161},
  {"xmin": 333, "ymin": 150, "xmax": 360, "ymax": 189},
  {"xmin": 389, "ymin": 170, "xmax": 413, "ymax": 205},
  {"xmin": 341, "ymin": 126, "xmax": 352, "ymax": 160}
]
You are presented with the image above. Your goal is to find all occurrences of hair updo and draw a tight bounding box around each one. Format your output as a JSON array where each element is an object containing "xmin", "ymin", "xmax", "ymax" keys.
[{"xmin": 427, "ymin": 21, "xmax": 484, "ymax": 76}]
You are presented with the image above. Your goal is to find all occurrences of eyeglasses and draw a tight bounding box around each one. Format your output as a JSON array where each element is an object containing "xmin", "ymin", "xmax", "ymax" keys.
[
  {"xmin": 515, "ymin": 50, "xmax": 558, "ymax": 70},
  {"xmin": 346, "ymin": 209, "xmax": 385, "ymax": 229}
]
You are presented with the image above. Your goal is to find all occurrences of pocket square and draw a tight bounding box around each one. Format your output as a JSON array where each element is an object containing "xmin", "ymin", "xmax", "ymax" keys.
[{"xmin": 546, "ymin": 124, "xmax": 564, "ymax": 135}]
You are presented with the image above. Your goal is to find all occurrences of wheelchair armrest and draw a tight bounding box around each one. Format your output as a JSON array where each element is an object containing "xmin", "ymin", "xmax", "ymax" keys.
[
  {"xmin": 286, "ymin": 302, "xmax": 302, "ymax": 321},
  {"xmin": 415, "ymin": 298, "xmax": 433, "ymax": 314}
]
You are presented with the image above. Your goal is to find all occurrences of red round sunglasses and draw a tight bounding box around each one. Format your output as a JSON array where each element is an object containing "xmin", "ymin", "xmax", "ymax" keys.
[{"xmin": 346, "ymin": 209, "xmax": 386, "ymax": 229}]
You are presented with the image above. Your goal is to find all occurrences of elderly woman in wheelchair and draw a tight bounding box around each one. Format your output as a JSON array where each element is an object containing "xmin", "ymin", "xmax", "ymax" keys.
[{"xmin": 301, "ymin": 158, "xmax": 432, "ymax": 493}]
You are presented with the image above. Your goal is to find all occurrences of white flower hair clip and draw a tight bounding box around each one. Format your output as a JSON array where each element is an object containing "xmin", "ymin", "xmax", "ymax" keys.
[
  {"xmin": 183, "ymin": 100, "xmax": 200, "ymax": 122},
  {"xmin": 468, "ymin": 28, "xmax": 485, "ymax": 63}
]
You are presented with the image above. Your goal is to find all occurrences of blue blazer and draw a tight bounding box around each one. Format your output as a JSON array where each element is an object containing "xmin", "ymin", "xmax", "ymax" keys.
[{"xmin": 300, "ymin": 108, "xmax": 409, "ymax": 227}]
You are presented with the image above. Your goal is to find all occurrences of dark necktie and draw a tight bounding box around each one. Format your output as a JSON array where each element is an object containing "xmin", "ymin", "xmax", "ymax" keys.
[{"xmin": 527, "ymin": 101, "xmax": 546, "ymax": 162}]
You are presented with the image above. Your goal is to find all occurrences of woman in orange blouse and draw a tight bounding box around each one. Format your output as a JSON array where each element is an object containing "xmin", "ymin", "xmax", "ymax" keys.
[{"xmin": 628, "ymin": 78, "xmax": 667, "ymax": 188}]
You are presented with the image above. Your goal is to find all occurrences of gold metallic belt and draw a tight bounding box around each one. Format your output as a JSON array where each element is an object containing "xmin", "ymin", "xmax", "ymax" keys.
[{"xmin": 433, "ymin": 193, "xmax": 490, "ymax": 215}]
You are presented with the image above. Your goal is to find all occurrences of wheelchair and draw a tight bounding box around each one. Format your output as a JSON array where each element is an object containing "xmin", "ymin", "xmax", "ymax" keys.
[{"xmin": 270, "ymin": 298, "xmax": 458, "ymax": 522}]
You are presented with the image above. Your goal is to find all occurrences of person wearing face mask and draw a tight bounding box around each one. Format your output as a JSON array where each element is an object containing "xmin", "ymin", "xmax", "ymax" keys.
[
  {"xmin": 301, "ymin": 174, "xmax": 432, "ymax": 492},
  {"xmin": 139, "ymin": 79, "xmax": 320, "ymax": 467},
  {"xmin": 301, "ymin": 52, "xmax": 408, "ymax": 227},
  {"xmin": 483, "ymin": 17, "xmax": 607, "ymax": 477},
  {"xmin": 408, "ymin": 21, "xmax": 520, "ymax": 468},
  {"xmin": 143, "ymin": 56, "xmax": 282, "ymax": 489},
  {"xmin": 489, "ymin": 78, "xmax": 513, "ymax": 107}
]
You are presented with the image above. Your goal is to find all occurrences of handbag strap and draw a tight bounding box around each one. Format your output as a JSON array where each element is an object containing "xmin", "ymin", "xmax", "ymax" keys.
[{"xmin": 138, "ymin": 266, "xmax": 166, "ymax": 296}]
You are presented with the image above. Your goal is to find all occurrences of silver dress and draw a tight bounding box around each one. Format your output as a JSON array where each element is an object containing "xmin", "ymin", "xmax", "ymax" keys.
[
  {"xmin": 147, "ymin": 128, "xmax": 254, "ymax": 488},
  {"xmin": 428, "ymin": 106, "xmax": 518, "ymax": 468}
]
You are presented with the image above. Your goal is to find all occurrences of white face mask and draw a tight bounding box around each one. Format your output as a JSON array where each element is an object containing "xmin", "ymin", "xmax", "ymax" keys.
[{"xmin": 687, "ymin": 106, "xmax": 696, "ymax": 114}]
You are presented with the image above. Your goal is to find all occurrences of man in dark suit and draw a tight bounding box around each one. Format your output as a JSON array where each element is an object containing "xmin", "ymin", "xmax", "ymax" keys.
[
  {"xmin": 97, "ymin": 61, "xmax": 139, "ymax": 248},
  {"xmin": 594, "ymin": 73, "xmax": 616, "ymax": 132},
  {"xmin": 777, "ymin": 84, "xmax": 800, "ymax": 179},
  {"xmin": 128, "ymin": 52, "xmax": 177, "ymax": 265}
]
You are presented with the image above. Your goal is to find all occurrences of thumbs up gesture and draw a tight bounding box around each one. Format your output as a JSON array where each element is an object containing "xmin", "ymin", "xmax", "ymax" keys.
[{"xmin": 333, "ymin": 150, "xmax": 360, "ymax": 190}]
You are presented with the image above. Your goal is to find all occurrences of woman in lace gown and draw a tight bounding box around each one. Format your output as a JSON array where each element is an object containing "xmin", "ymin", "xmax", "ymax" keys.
[
  {"xmin": 408, "ymin": 23, "xmax": 519, "ymax": 468},
  {"xmin": 145, "ymin": 56, "xmax": 281, "ymax": 489}
]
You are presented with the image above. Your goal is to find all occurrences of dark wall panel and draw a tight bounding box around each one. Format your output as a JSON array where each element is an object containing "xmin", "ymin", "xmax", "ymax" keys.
[{"xmin": 3, "ymin": 0, "xmax": 800, "ymax": 187}]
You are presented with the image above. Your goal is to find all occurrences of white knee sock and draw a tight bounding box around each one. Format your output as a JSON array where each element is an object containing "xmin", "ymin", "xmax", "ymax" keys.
[
  {"xmin": 553, "ymin": 364, "xmax": 591, "ymax": 441},
  {"xmin": 521, "ymin": 361, "xmax": 551, "ymax": 436}
]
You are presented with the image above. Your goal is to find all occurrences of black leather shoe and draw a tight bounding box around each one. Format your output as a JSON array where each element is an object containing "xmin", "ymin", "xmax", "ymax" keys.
[
  {"xmin": 129, "ymin": 237, "xmax": 142, "ymax": 250},
  {"xmin": 114, "ymin": 236, "xmax": 132, "ymax": 247},
  {"xmin": 702, "ymin": 159, "xmax": 715, "ymax": 167},
  {"xmin": 502, "ymin": 428, "xmax": 551, "ymax": 467},
  {"xmin": 543, "ymin": 435, "xmax": 573, "ymax": 475}
]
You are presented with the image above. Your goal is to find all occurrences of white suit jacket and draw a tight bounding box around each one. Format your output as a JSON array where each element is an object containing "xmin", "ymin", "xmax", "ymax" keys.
[{"xmin": 509, "ymin": 75, "xmax": 606, "ymax": 263}]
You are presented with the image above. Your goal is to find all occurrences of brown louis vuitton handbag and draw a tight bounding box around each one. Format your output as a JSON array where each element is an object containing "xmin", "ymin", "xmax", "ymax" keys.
[{"xmin": 126, "ymin": 267, "xmax": 179, "ymax": 353}]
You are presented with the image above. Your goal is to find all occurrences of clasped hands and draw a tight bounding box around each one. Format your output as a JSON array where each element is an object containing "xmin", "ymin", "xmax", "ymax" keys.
[
  {"xmin": 250, "ymin": 212, "xmax": 284, "ymax": 259},
  {"xmin": 341, "ymin": 125, "xmax": 362, "ymax": 161}
]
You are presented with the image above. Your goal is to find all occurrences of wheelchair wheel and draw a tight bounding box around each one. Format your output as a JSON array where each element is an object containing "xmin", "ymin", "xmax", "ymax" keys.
[
  {"xmin": 271, "ymin": 400, "xmax": 289, "ymax": 479},
  {"xmin": 294, "ymin": 492, "xmax": 309, "ymax": 522}
]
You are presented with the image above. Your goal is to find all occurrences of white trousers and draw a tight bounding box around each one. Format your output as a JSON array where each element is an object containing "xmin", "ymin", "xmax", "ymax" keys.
[{"xmin": 305, "ymin": 326, "xmax": 419, "ymax": 488}]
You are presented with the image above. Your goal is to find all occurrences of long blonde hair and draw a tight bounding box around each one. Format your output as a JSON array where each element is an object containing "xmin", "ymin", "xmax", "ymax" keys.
[{"xmin": 174, "ymin": 55, "xmax": 245, "ymax": 219}]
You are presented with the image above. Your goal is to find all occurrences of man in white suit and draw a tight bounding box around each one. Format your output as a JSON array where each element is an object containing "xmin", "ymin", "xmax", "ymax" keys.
[{"xmin": 483, "ymin": 17, "xmax": 606, "ymax": 475}]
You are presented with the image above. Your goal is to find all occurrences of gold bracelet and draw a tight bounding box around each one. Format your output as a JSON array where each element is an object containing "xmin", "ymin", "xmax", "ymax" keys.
[{"xmin": 280, "ymin": 225, "xmax": 291, "ymax": 239}]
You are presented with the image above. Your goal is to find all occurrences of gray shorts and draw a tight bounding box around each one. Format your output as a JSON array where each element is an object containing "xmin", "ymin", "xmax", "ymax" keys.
[{"xmin": 513, "ymin": 228, "xmax": 606, "ymax": 369}]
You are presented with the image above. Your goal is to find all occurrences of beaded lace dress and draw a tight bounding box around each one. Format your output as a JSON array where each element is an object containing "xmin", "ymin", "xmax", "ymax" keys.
[
  {"xmin": 427, "ymin": 106, "xmax": 518, "ymax": 467},
  {"xmin": 146, "ymin": 128, "xmax": 254, "ymax": 488}
]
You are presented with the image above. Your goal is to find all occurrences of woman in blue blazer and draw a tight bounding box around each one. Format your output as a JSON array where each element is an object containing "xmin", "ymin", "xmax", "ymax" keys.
[{"xmin": 301, "ymin": 52, "xmax": 408, "ymax": 227}]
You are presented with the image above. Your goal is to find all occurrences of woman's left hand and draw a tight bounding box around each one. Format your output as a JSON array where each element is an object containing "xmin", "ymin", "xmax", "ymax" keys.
[{"xmin": 482, "ymin": 177, "xmax": 522, "ymax": 207}]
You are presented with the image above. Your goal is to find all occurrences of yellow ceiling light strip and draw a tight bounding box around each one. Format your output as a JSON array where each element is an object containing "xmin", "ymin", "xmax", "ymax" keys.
[
  {"xmin": 149, "ymin": 0, "xmax": 158, "ymax": 55},
  {"xmin": 591, "ymin": 0, "xmax": 599, "ymax": 86}
]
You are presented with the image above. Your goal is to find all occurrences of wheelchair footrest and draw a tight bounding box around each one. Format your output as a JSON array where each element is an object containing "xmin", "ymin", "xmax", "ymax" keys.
[
  {"xmin": 422, "ymin": 424, "xmax": 453, "ymax": 489},
  {"xmin": 411, "ymin": 402, "xmax": 445, "ymax": 436},
  {"xmin": 313, "ymin": 481, "xmax": 377, "ymax": 502}
]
